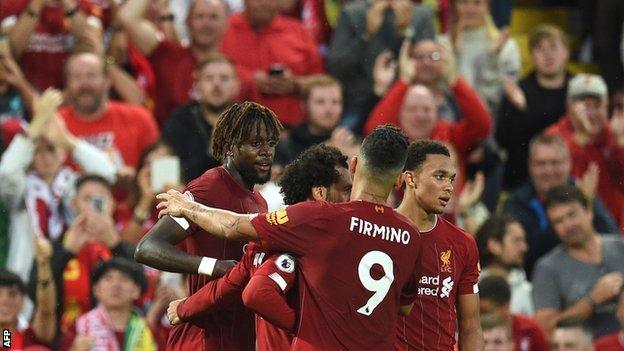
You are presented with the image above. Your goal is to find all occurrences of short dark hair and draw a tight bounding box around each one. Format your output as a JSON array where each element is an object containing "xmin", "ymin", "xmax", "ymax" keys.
[
  {"xmin": 480, "ymin": 313, "xmax": 511, "ymax": 337},
  {"xmin": 360, "ymin": 124, "xmax": 409, "ymax": 183},
  {"xmin": 0, "ymin": 270, "xmax": 25, "ymax": 294},
  {"xmin": 555, "ymin": 318, "xmax": 594, "ymax": 347},
  {"xmin": 278, "ymin": 144, "xmax": 348, "ymax": 205},
  {"xmin": 475, "ymin": 214, "xmax": 520, "ymax": 266},
  {"xmin": 528, "ymin": 133, "xmax": 569, "ymax": 160},
  {"xmin": 404, "ymin": 140, "xmax": 451, "ymax": 172},
  {"xmin": 211, "ymin": 102, "xmax": 283, "ymax": 162},
  {"xmin": 75, "ymin": 174, "xmax": 113, "ymax": 193},
  {"xmin": 544, "ymin": 184, "xmax": 589, "ymax": 211},
  {"xmin": 479, "ymin": 275, "xmax": 511, "ymax": 307},
  {"xmin": 92, "ymin": 257, "xmax": 148, "ymax": 294},
  {"xmin": 529, "ymin": 24, "xmax": 570, "ymax": 51}
]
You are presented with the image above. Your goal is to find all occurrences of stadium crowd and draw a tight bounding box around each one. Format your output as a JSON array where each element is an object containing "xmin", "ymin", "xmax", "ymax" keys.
[{"xmin": 0, "ymin": 0, "xmax": 623, "ymax": 350}]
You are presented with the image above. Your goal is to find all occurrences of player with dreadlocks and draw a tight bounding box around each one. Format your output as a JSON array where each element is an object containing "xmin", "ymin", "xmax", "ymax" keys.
[{"xmin": 135, "ymin": 101, "xmax": 282, "ymax": 351}]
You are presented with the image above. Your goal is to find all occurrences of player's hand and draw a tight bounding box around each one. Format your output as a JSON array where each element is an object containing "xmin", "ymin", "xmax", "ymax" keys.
[
  {"xmin": 156, "ymin": 189, "xmax": 192, "ymax": 218},
  {"xmin": 167, "ymin": 298, "xmax": 186, "ymax": 325},
  {"xmin": 213, "ymin": 260, "xmax": 237, "ymax": 277},
  {"xmin": 591, "ymin": 272, "xmax": 624, "ymax": 305}
]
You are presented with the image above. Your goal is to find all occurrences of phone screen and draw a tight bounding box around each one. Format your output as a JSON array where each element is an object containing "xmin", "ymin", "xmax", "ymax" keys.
[{"xmin": 151, "ymin": 156, "xmax": 181, "ymax": 192}]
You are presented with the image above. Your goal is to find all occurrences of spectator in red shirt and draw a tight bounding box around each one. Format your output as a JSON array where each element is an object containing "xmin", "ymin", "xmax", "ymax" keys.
[
  {"xmin": 59, "ymin": 52, "xmax": 159, "ymax": 173},
  {"xmin": 0, "ymin": 0, "xmax": 107, "ymax": 90},
  {"xmin": 594, "ymin": 290, "xmax": 624, "ymax": 351},
  {"xmin": 118, "ymin": 0, "xmax": 232, "ymax": 125},
  {"xmin": 221, "ymin": 0, "xmax": 325, "ymax": 127},
  {"xmin": 0, "ymin": 237, "xmax": 56, "ymax": 350},
  {"xmin": 479, "ymin": 275, "xmax": 549, "ymax": 351},
  {"xmin": 546, "ymin": 74, "xmax": 624, "ymax": 230}
]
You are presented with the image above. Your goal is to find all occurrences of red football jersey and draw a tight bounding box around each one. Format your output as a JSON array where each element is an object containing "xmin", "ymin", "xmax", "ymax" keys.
[
  {"xmin": 395, "ymin": 216, "xmax": 480, "ymax": 351},
  {"xmin": 251, "ymin": 200, "xmax": 422, "ymax": 350},
  {"xmin": 595, "ymin": 332, "xmax": 624, "ymax": 351},
  {"xmin": 166, "ymin": 167, "xmax": 267, "ymax": 351},
  {"xmin": 512, "ymin": 314, "xmax": 549, "ymax": 351},
  {"xmin": 59, "ymin": 102, "xmax": 159, "ymax": 169}
]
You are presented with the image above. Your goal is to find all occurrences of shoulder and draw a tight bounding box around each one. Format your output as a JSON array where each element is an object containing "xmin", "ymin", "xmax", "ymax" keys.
[
  {"xmin": 163, "ymin": 104, "xmax": 198, "ymax": 130},
  {"xmin": 602, "ymin": 235, "xmax": 624, "ymax": 250},
  {"xmin": 185, "ymin": 167, "xmax": 226, "ymax": 201},
  {"xmin": 505, "ymin": 183, "xmax": 536, "ymax": 205},
  {"xmin": 534, "ymin": 247, "xmax": 566, "ymax": 272}
]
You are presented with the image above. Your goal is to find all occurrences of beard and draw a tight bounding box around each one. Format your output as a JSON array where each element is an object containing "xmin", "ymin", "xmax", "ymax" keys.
[
  {"xmin": 71, "ymin": 90, "xmax": 107, "ymax": 115},
  {"xmin": 237, "ymin": 162, "xmax": 271, "ymax": 186}
]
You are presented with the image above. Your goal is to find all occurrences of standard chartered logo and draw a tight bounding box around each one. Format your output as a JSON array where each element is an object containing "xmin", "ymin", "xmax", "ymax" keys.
[
  {"xmin": 439, "ymin": 277, "xmax": 454, "ymax": 298},
  {"xmin": 418, "ymin": 275, "xmax": 454, "ymax": 298}
]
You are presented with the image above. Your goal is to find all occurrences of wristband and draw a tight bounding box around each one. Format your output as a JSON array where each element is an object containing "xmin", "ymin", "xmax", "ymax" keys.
[{"xmin": 197, "ymin": 257, "xmax": 217, "ymax": 276}]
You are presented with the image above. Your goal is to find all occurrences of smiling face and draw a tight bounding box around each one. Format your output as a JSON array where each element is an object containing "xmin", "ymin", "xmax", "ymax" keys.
[
  {"xmin": 407, "ymin": 154, "xmax": 456, "ymax": 214},
  {"xmin": 230, "ymin": 122, "xmax": 278, "ymax": 186},
  {"xmin": 65, "ymin": 53, "xmax": 109, "ymax": 116}
]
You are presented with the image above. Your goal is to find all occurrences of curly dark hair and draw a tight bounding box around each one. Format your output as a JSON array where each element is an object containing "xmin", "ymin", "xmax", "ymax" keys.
[
  {"xmin": 211, "ymin": 102, "xmax": 283, "ymax": 162},
  {"xmin": 278, "ymin": 144, "xmax": 348, "ymax": 205}
]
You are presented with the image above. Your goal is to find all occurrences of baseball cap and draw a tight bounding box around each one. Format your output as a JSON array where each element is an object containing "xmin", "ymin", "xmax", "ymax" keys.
[{"xmin": 567, "ymin": 74, "xmax": 608, "ymax": 100}]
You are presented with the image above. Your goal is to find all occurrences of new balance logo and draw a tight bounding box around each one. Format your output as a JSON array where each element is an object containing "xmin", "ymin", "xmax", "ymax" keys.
[
  {"xmin": 439, "ymin": 277, "xmax": 454, "ymax": 298},
  {"xmin": 418, "ymin": 275, "xmax": 454, "ymax": 298}
]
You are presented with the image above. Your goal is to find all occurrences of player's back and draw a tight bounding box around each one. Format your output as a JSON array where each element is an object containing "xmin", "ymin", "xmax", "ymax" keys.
[{"xmin": 252, "ymin": 200, "xmax": 422, "ymax": 350}]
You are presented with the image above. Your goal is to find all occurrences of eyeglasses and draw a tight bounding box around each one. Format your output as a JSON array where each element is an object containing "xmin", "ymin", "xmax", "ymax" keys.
[{"xmin": 413, "ymin": 51, "xmax": 442, "ymax": 62}]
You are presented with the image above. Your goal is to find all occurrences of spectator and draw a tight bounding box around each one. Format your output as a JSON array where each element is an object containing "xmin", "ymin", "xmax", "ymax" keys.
[
  {"xmin": 121, "ymin": 141, "xmax": 184, "ymax": 245},
  {"xmin": 476, "ymin": 215, "xmax": 534, "ymax": 316},
  {"xmin": 546, "ymin": 73, "xmax": 624, "ymax": 230},
  {"xmin": 118, "ymin": 0, "xmax": 231, "ymax": 124},
  {"xmin": 163, "ymin": 55, "xmax": 238, "ymax": 182},
  {"xmin": 145, "ymin": 273, "xmax": 187, "ymax": 351},
  {"xmin": 221, "ymin": 0, "xmax": 325, "ymax": 128},
  {"xmin": 479, "ymin": 275, "xmax": 549, "ymax": 351},
  {"xmin": 0, "ymin": 237, "xmax": 56, "ymax": 349},
  {"xmin": 594, "ymin": 290, "xmax": 624, "ymax": 350},
  {"xmin": 327, "ymin": 0, "xmax": 435, "ymax": 131},
  {"xmin": 365, "ymin": 42, "xmax": 492, "ymax": 190},
  {"xmin": 0, "ymin": 37, "xmax": 36, "ymax": 123},
  {"xmin": 482, "ymin": 313, "xmax": 514, "ymax": 351},
  {"xmin": 551, "ymin": 319, "xmax": 595, "ymax": 351},
  {"xmin": 496, "ymin": 25, "xmax": 572, "ymax": 190},
  {"xmin": 447, "ymin": 0, "xmax": 521, "ymax": 114},
  {"xmin": 0, "ymin": 0, "xmax": 106, "ymax": 90},
  {"xmin": 503, "ymin": 134, "xmax": 618, "ymax": 276},
  {"xmin": 0, "ymin": 90, "xmax": 115, "ymax": 283},
  {"xmin": 275, "ymin": 74, "xmax": 358, "ymax": 167},
  {"xmin": 59, "ymin": 52, "xmax": 159, "ymax": 173},
  {"xmin": 532, "ymin": 184, "xmax": 624, "ymax": 338},
  {"xmin": 59, "ymin": 257, "xmax": 156, "ymax": 351},
  {"xmin": 51, "ymin": 175, "xmax": 135, "ymax": 334}
]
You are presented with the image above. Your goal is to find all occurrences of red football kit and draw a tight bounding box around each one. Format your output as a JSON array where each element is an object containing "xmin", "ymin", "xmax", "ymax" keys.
[
  {"xmin": 251, "ymin": 200, "xmax": 422, "ymax": 350},
  {"xmin": 166, "ymin": 167, "xmax": 267, "ymax": 351},
  {"xmin": 395, "ymin": 215, "xmax": 480, "ymax": 351}
]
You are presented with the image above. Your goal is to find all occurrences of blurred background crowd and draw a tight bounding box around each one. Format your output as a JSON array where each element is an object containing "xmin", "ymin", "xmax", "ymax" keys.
[{"xmin": 0, "ymin": 0, "xmax": 624, "ymax": 350}]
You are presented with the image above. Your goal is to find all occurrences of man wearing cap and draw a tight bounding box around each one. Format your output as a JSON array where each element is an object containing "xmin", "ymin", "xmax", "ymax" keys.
[{"xmin": 546, "ymin": 73, "xmax": 624, "ymax": 231}]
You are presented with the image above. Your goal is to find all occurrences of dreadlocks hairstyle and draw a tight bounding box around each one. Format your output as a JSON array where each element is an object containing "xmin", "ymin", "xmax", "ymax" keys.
[
  {"xmin": 278, "ymin": 144, "xmax": 348, "ymax": 205},
  {"xmin": 360, "ymin": 124, "xmax": 409, "ymax": 184},
  {"xmin": 211, "ymin": 102, "xmax": 283, "ymax": 162}
]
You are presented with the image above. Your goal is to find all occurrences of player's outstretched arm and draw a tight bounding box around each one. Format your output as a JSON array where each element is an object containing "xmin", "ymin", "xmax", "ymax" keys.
[
  {"xmin": 135, "ymin": 216, "xmax": 235, "ymax": 276},
  {"xmin": 156, "ymin": 189, "xmax": 259, "ymax": 241},
  {"xmin": 457, "ymin": 294, "xmax": 484, "ymax": 351}
]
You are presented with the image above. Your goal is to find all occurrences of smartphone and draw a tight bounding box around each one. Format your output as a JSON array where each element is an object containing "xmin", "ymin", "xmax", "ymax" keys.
[
  {"xmin": 151, "ymin": 156, "xmax": 181, "ymax": 192},
  {"xmin": 90, "ymin": 196, "xmax": 106, "ymax": 213},
  {"xmin": 268, "ymin": 64, "xmax": 285, "ymax": 76}
]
